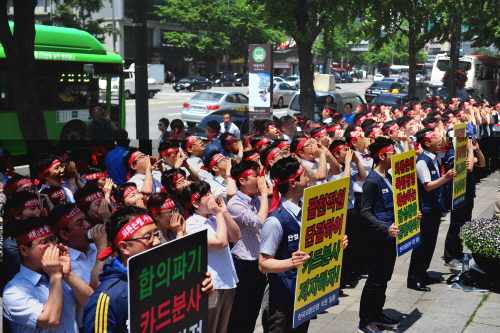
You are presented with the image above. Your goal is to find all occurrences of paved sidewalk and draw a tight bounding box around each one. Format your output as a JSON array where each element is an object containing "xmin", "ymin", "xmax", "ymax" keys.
[{"xmin": 253, "ymin": 171, "xmax": 499, "ymax": 333}]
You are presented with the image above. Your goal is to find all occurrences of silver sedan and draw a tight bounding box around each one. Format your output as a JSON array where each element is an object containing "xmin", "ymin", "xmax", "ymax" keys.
[
  {"xmin": 273, "ymin": 82, "xmax": 297, "ymax": 108},
  {"xmin": 181, "ymin": 90, "xmax": 249, "ymax": 126}
]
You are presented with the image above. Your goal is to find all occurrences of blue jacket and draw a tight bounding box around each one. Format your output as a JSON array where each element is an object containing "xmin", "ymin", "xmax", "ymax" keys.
[
  {"xmin": 84, "ymin": 258, "xmax": 129, "ymax": 333},
  {"xmin": 365, "ymin": 170, "xmax": 394, "ymax": 240},
  {"xmin": 417, "ymin": 153, "xmax": 444, "ymax": 212},
  {"xmin": 267, "ymin": 205, "xmax": 301, "ymax": 305}
]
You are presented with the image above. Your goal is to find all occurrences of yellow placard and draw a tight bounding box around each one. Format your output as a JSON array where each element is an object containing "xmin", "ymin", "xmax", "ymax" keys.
[
  {"xmin": 392, "ymin": 150, "xmax": 421, "ymax": 256},
  {"xmin": 293, "ymin": 177, "xmax": 349, "ymax": 328},
  {"xmin": 452, "ymin": 123, "xmax": 468, "ymax": 209}
]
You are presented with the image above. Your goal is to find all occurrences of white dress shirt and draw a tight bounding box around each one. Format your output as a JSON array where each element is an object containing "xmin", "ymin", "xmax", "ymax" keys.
[{"xmin": 220, "ymin": 122, "xmax": 241, "ymax": 139}]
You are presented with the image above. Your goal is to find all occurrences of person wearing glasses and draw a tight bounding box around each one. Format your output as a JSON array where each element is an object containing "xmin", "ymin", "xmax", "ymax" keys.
[
  {"xmin": 85, "ymin": 104, "xmax": 118, "ymax": 141},
  {"xmin": 343, "ymin": 103, "xmax": 356, "ymax": 125},
  {"xmin": 203, "ymin": 151, "xmax": 237, "ymax": 203},
  {"xmin": 84, "ymin": 206, "xmax": 214, "ymax": 333},
  {"xmin": 182, "ymin": 135, "xmax": 213, "ymax": 181},
  {"xmin": 147, "ymin": 193, "xmax": 187, "ymax": 241},
  {"xmin": 3, "ymin": 216, "xmax": 93, "ymax": 333}
]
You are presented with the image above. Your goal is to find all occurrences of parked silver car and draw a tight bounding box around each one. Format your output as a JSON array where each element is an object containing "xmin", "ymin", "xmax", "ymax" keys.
[
  {"xmin": 181, "ymin": 90, "xmax": 249, "ymax": 126},
  {"xmin": 273, "ymin": 82, "xmax": 297, "ymax": 108},
  {"xmin": 285, "ymin": 76, "xmax": 300, "ymax": 90}
]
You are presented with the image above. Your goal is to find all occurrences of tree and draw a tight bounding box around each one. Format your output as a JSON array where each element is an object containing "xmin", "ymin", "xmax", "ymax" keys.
[
  {"xmin": 473, "ymin": 47, "xmax": 499, "ymax": 57},
  {"xmin": 313, "ymin": 22, "xmax": 356, "ymax": 73},
  {"xmin": 358, "ymin": 1, "xmax": 452, "ymax": 99},
  {"xmin": 248, "ymin": 0, "xmax": 361, "ymax": 120},
  {"xmin": 52, "ymin": 0, "xmax": 114, "ymax": 42},
  {"xmin": 462, "ymin": 2, "xmax": 500, "ymax": 49},
  {"xmin": 0, "ymin": 0, "xmax": 47, "ymax": 140},
  {"xmin": 363, "ymin": 33, "xmax": 427, "ymax": 68}
]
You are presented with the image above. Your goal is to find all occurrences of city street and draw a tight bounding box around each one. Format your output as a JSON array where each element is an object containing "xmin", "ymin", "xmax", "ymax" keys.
[{"xmin": 125, "ymin": 78, "xmax": 374, "ymax": 140}]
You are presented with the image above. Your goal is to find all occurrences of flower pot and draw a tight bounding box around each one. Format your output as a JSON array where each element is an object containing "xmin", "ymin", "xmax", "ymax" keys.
[{"xmin": 472, "ymin": 252, "xmax": 500, "ymax": 290}]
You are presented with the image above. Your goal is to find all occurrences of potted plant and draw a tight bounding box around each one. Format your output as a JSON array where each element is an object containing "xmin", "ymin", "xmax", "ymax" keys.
[
  {"xmin": 441, "ymin": 68, "xmax": 468, "ymax": 90},
  {"xmin": 460, "ymin": 218, "xmax": 500, "ymax": 290}
]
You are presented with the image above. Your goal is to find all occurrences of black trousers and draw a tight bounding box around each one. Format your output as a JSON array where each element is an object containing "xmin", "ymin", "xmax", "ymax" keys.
[
  {"xmin": 227, "ymin": 257, "xmax": 267, "ymax": 333},
  {"xmin": 359, "ymin": 238, "xmax": 397, "ymax": 327},
  {"xmin": 342, "ymin": 202, "xmax": 368, "ymax": 282},
  {"xmin": 444, "ymin": 200, "xmax": 474, "ymax": 262},
  {"xmin": 268, "ymin": 301, "xmax": 310, "ymax": 333},
  {"xmin": 407, "ymin": 210, "xmax": 442, "ymax": 284}
]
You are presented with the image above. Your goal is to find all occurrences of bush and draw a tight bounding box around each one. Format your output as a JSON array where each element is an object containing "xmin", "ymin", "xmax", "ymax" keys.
[
  {"xmin": 460, "ymin": 218, "xmax": 500, "ymax": 258},
  {"xmin": 441, "ymin": 68, "xmax": 468, "ymax": 90}
]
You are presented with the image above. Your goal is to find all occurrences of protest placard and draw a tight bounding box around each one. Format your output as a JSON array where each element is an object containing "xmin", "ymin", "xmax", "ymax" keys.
[
  {"xmin": 293, "ymin": 177, "xmax": 349, "ymax": 328},
  {"xmin": 392, "ymin": 150, "xmax": 421, "ymax": 256},
  {"xmin": 128, "ymin": 230, "xmax": 208, "ymax": 333},
  {"xmin": 452, "ymin": 122, "xmax": 468, "ymax": 209}
]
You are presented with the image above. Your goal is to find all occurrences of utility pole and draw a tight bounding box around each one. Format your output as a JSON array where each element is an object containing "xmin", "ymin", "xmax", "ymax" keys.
[
  {"xmin": 111, "ymin": 0, "xmax": 116, "ymax": 53},
  {"xmin": 447, "ymin": 17, "xmax": 462, "ymax": 102},
  {"xmin": 133, "ymin": 0, "xmax": 151, "ymax": 154}
]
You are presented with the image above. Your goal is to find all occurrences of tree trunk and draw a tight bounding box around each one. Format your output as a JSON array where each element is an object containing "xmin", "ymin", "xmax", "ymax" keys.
[
  {"xmin": 296, "ymin": 40, "xmax": 316, "ymax": 121},
  {"xmin": 0, "ymin": 0, "xmax": 48, "ymax": 140},
  {"xmin": 447, "ymin": 17, "xmax": 461, "ymax": 102},
  {"xmin": 408, "ymin": 34, "xmax": 417, "ymax": 99}
]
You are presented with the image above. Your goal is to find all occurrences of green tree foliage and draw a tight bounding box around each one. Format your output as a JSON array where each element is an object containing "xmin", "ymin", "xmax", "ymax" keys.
[
  {"xmin": 52, "ymin": 0, "xmax": 114, "ymax": 42},
  {"xmin": 462, "ymin": 2, "xmax": 500, "ymax": 49},
  {"xmin": 358, "ymin": 0, "xmax": 452, "ymax": 98},
  {"xmin": 248, "ymin": 0, "xmax": 361, "ymax": 119},
  {"xmin": 155, "ymin": 0, "xmax": 283, "ymax": 68},
  {"xmin": 363, "ymin": 34, "xmax": 427, "ymax": 68},
  {"xmin": 313, "ymin": 22, "xmax": 356, "ymax": 71},
  {"xmin": 473, "ymin": 47, "xmax": 499, "ymax": 57}
]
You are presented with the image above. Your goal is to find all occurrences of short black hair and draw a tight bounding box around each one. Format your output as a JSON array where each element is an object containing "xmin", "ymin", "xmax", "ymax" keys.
[
  {"xmin": 113, "ymin": 182, "xmax": 138, "ymax": 205},
  {"xmin": 203, "ymin": 150, "xmax": 224, "ymax": 175},
  {"xmin": 74, "ymin": 186, "xmax": 104, "ymax": 213},
  {"xmin": 9, "ymin": 216, "xmax": 52, "ymax": 247},
  {"xmin": 360, "ymin": 119, "xmax": 376, "ymax": 131},
  {"xmin": 3, "ymin": 191, "xmax": 40, "ymax": 237},
  {"xmin": 83, "ymin": 165, "xmax": 107, "ymax": 188},
  {"xmin": 159, "ymin": 118, "xmax": 170, "ymax": 128},
  {"xmin": 368, "ymin": 137, "xmax": 395, "ymax": 164},
  {"xmin": 279, "ymin": 115, "xmax": 294, "ymax": 128},
  {"xmin": 353, "ymin": 112, "xmax": 367, "ymax": 126},
  {"xmin": 364, "ymin": 126, "xmax": 378, "ymax": 138},
  {"xmin": 249, "ymin": 134, "xmax": 267, "ymax": 149},
  {"xmin": 170, "ymin": 119, "xmax": 185, "ymax": 136},
  {"xmin": 344, "ymin": 102, "xmax": 353, "ymax": 108},
  {"xmin": 260, "ymin": 146, "xmax": 276, "ymax": 167},
  {"xmin": 161, "ymin": 168, "xmax": 187, "ymax": 198},
  {"xmin": 382, "ymin": 120, "xmax": 398, "ymax": 135},
  {"xmin": 422, "ymin": 117, "xmax": 438, "ymax": 127},
  {"xmin": 242, "ymin": 150, "xmax": 260, "ymax": 163},
  {"xmin": 33, "ymin": 153, "xmax": 60, "ymax": 185},
  {"xmin": 310, "ymin": 126, "xmax": 325, "ymax": 138},
  {"xmin": 231, "ymin": 160, "xmax": 260, "ymax": 188},
  {"xmin": 48, "ymin": 203, "xmax": 79, "ymax": 233},
  {"xmin": 329, "ymin": 140, "xmax": 348, "ymax": 157},
  {"xmin": 4, "ymin": 175, "xmax": 31, "ymax": 197},
  {"xmin": 180, "ymin": 181, "xmax": 211, "ymax": 216},
  {"xmin": 269, "ymin": 157, "xmax": 303, "ymax": 195},
  {"xmin": 415, "ymin": 128, "xmax": 436, "ymax": 149},
  {"xmin": 113, "ymin": 129, "xmax": 129, "ymax": 146},
  {"xmin": 396, "ymin": 115, "xmax": 413, "ymax": 128},
  {"xmin": 123, "ymin": 148, "xmax": 140, "ymax": 173},
  {"xmin": 206, "ymin": 120, "xmax": 221, "ymax": 134},
  {"xmin": 40, "ymin": 186, "xmax": 67, "ymax": 208},
  {"xmin": 158, "ymin": 139, "xmax": 180, "ymax": 155},
  {"xmin": 146, "ymin": 192, "xmax": 171, "ymax": 212},
  {"xmin": 258, "ymin": 119, "xmax": 275, "ymax": 134},
  {"xmin": 219, "ymin": 132, "xmax": 236, "ymax": 152},
  {"xmin": 106, "ymin": 206, "xmax": 150, "ymax": 253}
]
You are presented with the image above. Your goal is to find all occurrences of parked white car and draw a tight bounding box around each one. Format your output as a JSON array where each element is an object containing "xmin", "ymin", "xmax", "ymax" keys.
[{"xmin": 373, "ymin": 73, "xmax": 385, "ymax": 82}]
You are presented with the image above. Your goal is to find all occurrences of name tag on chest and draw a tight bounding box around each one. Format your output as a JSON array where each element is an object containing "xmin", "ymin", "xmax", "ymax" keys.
[
  {"xmin": 288, "ymin": 233, "xmax": 299, "ymax": 242},
  {"xmin": 382, "ymin": 189, "xmax": 389, "ymax": 194}
]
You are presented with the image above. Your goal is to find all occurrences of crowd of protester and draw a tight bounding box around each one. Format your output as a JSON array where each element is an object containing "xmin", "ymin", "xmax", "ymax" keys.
[{"xmin": 0, "ymin": 94, "xmax": 499, "ymax": 333}]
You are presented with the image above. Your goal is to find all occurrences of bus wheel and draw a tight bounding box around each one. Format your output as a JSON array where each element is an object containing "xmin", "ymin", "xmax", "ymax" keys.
[
  {"xmin": 148, "ymin": 91, "xmax": 155, "ymax": 98},
  {"xmin": 60, "ymin": 120, "xmax": 86, "ymax": 140},
  {"xmin": 125, "ymin": 90, "xmax": 133, "ymax": 99}
]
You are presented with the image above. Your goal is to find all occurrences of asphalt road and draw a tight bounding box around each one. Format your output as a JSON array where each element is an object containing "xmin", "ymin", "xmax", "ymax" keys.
[{"xmin": 125, "ymin": 79, "xmax": 375, "ymax": 140}]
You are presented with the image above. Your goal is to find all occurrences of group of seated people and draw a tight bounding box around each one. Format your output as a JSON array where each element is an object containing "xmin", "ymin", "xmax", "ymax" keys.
[{"xmin": 0, "ymin": 94, "xmax": 498, "ymax": 333}]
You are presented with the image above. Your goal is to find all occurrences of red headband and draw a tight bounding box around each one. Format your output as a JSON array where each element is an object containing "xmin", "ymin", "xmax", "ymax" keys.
[
  {"xmin": 202, "ymin": 153, "xmax": 224, "ymax": 171},
  {"xmin": 368, "ymin": 127, "xmax": 382, "ymax": 138},
  {"xmin": 149, "ymin": 199, "xmax": 176, "ymax": 215},
  {"xmin": 16, "ymin": 224, "xmax": 52, "ymax": 246},
  {"xmin": 128, "ymin": 151, "xmax": 143, "ymax": 167},
  {"xmin": 455, "ymin": 111, "xmax": 464, "ymax": 117},
  {"xmin": 82, "ymin": 171, "xmax": 108, "ymax": 181},
  {"xmin": 123, "ymin": 186, "xmax": 138, "ymax": 199},
  {"xmin": 281, "ymin": 120, "xmax": 294, "ymax": 127},
  {"xmin": 330, "ymin": 144, "xmax": 347, "ymax": 154},
  {"xmin": 442, "ymin": 119, "xmax": 452, "ymax": 125},
  {"xmin": 253, "ymin": 137, "xmax": 271, "ymax": 148},
  {"xmin": 185, "ymin": 136, "xmax": 197, "ymax": 150},
  {"xmin": 4, "ymin": 178, "xmax": 32, "ymax": 197},
  {"xmin": 294, "ymin": 116, "xmax": 305, "ymax": 123},
  {"xmin": 235, "ymin": 168, "xmax": 258, "ymax": 181},
  {"xmin": 171, "ymin": 173, "xmax": 185, "ymax": 184},
  {"xmin": 265, "ymin": 147, "xmax": 281, "ymax": 166},
  {"xmin": 245, "ymin": 152, "xmax": 260, "ymax": 161},
  {"xmin": 98, "ymin": 214, "xmax": 155, "ymax": 260},
  {"xmin": 355, "ymin": 116, "xmax": 366, "ymax": 125},
  {"xmin": 269, "ymin": 165, "xmax": 304, "ymax": 213},
  {"xmin": 371, "ymin": 144, "xmax": 394, "ymax": 158},
  {"xmin": 37, "ymin": 159, "xmax": 60, "ymax": 181},
  {"xmin": 383, "ymin": 123, "xmax": 399, "ymax": 134},
  {"xmin": 348, "ymin": 132, "xmax": 361, "ymax": 146},
  {"xmin": 295, "ymin": 138, "xmax": 308, "ymax": 155},
  {"xmin": 277, "ymin": 141, "xmax": 290, "ymax": 149},
  {"xmin": 161, "ymin": 147, "xmax": 179, "ymax": 156},
  {"xmin": 223, "ymin": 135, "xmax": 236, "ymax": 142},
  {"xmin": 58, "ymin": 153, "xmax": 69, "ymax": 163},
  {"xmin": 53, "ymin": 206, "xmax": 82, "ymax": 233},
  {"xmin": 49, "ymin": 189, "xmax": 66, "ymax": 200},
  {"xmin": 418, "ymin": 130, "xmax": 436, "ymax": 143},
  {"xmin": 312, "ymin": 128, "xmax": 327, "ymax": 138},
  {"xmin": 9, "ymin": 198, "xmax": 40, "ymax": 217},
  {"xmin": 326, "ymin": 124, "xmax": 341, "ymax": 133},
  {"xmin": 424, "ymin": 122, "xmax": 436, "ymax": 128},
  {"xmin": 76, "ymin": 190, "xmax": 104, "ymax": 207},
  {"xmin": 266, "ymin": 124, "xmax": 277, "ymax": 131}
]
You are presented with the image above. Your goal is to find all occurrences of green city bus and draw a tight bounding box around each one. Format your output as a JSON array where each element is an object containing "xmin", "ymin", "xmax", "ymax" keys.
[{"xmin": 0, "ymin": 23, "xmax": 125, "ymax": 155}]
